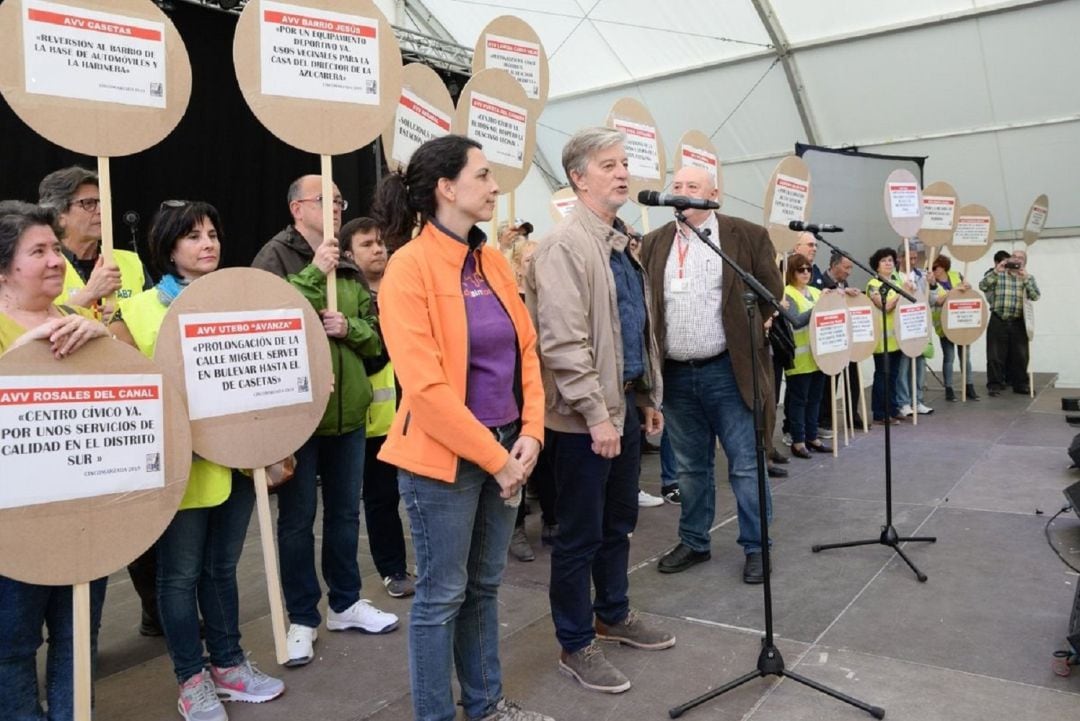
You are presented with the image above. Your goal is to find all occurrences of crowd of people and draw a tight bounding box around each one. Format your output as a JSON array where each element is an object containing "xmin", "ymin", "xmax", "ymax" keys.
[{"xmin": 0, "ymin": 129, "xmax": 1040, "ymax": 721}]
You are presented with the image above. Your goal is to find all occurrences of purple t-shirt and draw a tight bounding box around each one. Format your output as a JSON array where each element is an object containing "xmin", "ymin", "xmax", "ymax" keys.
[{"xmin": 461, "ymin": 251, "xmax": 520, "ymax": 427}]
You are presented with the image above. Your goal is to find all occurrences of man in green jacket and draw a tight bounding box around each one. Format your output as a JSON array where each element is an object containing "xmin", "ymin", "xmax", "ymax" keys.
[{"xmin": 252, "ymin": 175, "xmax": 397, "ymax": 667}]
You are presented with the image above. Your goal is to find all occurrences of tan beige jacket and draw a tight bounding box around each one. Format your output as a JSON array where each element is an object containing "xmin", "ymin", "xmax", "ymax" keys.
[{"xmin": 525, "ymin": 200, "xmax": 662, "ymax": 435}]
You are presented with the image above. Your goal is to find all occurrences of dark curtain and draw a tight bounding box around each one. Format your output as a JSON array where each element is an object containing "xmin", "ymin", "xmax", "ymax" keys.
[{"xmin": 0, "ymin": 2, "xmax": 381, "ymax": 272}]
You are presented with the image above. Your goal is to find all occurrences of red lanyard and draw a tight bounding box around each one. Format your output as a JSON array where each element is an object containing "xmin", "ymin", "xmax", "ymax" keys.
[{"xmin": 675, "ymin": 226, "xmax": 691, "ymax": 279}]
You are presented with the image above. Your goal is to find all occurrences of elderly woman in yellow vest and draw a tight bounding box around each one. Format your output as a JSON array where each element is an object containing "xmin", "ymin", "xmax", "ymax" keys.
[
  {"xmin": 866, "ymin": 247, "xmax": 903, "ymax": 424},
  {"xmin": 111, "ymin": 201, "xmax": 284, "ymax": 721},
  {"xmin": 781, "ymin": 253, "xmax": 830, "ymax": 458},
  {"xmin": 930, "ymin": 254, "xmax": 979, "ymax": 402}
]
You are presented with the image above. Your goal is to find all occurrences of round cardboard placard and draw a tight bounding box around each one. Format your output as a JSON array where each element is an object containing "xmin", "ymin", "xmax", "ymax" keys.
[
  {"xmin": 846, "ymin": 292, "xmax": 878, "ymax": 363},
  {"xmin": 153, "ymin": 268, "xmax": 333, "ymax": 470},
  {"xmin": 380, "ymin": 62, "xmax": 454, "ymax": 172},
  {"xmin": 674, "ymin": 130, "xmax": 723, "ymax": 199},
  {"xmin": 884, "ymin": 169, "xmax": 922, "ymax": 239},
  {"xmin": 941, "ymin": 287, "xmax": 989, "ymax": 346},
  {"xmin": 895, "ymin": 289, "xmax": 932, "ymax": 359},
  {"xmin": 809, "ymin": 290, "xmax": 852, "ymax": 375},
  {"xmin": 0, "ymin": 0, "xmax": 192, "ymax": 157},
  {"xmin": 1022, "ymin": 194, "xmax": 1049, "ymax": 246},
  {"xmin": 549, "ymin": 187, "xmax": 577, "ymax": 224},
  {"xmin": 454, "ymin": 68, "xmax": 536, "ymax": 194},
  {"xmin": 606, "ymin": 97, "xmax": 666, "ymax": 200},
  {"xmin": 0, "ymin": 338, "xmax": 191, "ymax": 585},
  {"xmin": 948, "ymin": 204, "xmax": 995, "ymax": 262},
  {"xmin": 233, "ymin": 0, "xmax": 404, "ymax": 156},
  {"xmin": 919, "ymin": 180, "xmax": 958, "ymax": 249},
  {"xmin": 763, "ymin": 155, "xmax": 811, "ymax": 254},
  {"xmin": 472, "ymin": 15, "xmax": 548, "ymax": 120}
]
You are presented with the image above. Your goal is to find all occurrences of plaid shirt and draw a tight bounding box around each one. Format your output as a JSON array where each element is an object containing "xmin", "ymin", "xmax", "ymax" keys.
[{"xmin": 979, "ymin": 270, "xmax": 1040, "ymax": 320}]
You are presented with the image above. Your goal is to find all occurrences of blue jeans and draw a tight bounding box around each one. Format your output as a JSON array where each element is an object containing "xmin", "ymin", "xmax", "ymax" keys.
[
  {"xmin": 894, "ymin": 354, "xmax": 926, "ymax": 407},
  {"xmin": 158, "ymin": 472, "xmax": 254, "ymax": 682},
  {"xmin": 659, "ymin": 430, "xmax": 677, "ymax": 487},
  {"xmin": 549, "ymin": 397, "xmax": 640, "ymax": 653},
  {"xmin": 277, "ymin": 429, "xmax": 365, "ymax": 628},
  {"xmin": 663, "ymin": 353, "xmax": 769, "ymax": 554},
  {"xmin": 398, "ymin": 424, "xmax": 518, "ymax": 721},
  {"xmin": 940, "ymin": 336, "xmax": 973, "ymax": 390},
  {"xmin": 784, "ymin": 371, "xmax": 825, "ymax": 444},
  {"xmin": 872, "ymin": 351, "xmax": 902, "ymax": 420},
  {"xmin": 0, "ymin": 576, "xmax": 107, "ymax": 721}
]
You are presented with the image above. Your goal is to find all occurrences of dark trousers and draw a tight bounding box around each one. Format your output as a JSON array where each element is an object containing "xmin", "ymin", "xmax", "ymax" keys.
[
  {"xmin": 872, "ymin": 350, "xmax": 902, "ymax": 421},
  {"xmin": 785, "ymin": 371, "xmax": 825, "ymax": 444},
  {"xmin": 363, "ymin": 435, "xmax": 408, "ymax": 579},
  {"xmin": 516, "ymin": 429, "xmax": 557, "ymax": 529},
  {"xmin": 986, "ymin": 314, "xmax": 1029, "ymax": 390},
  {"xmin": 549, "ymin": 399, "xmax": 640, "ymax": 653}
]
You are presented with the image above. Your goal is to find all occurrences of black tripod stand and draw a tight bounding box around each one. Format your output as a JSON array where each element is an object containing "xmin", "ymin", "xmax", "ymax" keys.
[
  {"xmin": 667, "ymin": 212, "xmax": 884, "ymax": 720},
  {"xmin": 808, "ymin": 234, "xmax": 936, "ymax": 582}
]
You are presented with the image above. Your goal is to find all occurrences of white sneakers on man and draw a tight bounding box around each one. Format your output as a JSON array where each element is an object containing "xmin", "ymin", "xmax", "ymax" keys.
[
  {"xmin": 285, "ymin": 624, "xmax": 317, "ymax": 667},
  {"xmin": 916, "ymin": 402, "xmax": 934, "ymax": 414},
  {"xmin": 638, "ymin": 490, "xmax": 664, "ymax": 507},
  {"xmin": 326, "ymin": 599, "xmax": 399, "ymax": 634},
  {"xmin": 897, "ymin": 404, "xmax": 913, "ymax": 418}
]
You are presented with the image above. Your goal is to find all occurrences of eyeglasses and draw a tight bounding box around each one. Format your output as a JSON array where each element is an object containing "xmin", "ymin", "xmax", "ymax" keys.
[
  {"xmin": 70, "ymin": 198, "xmax": 100, "ymax": 212},
  {"xmin": 160, "ymin": 199, "xmax": 191, "ymax": 210},
  {"xmin": 796, "ymin": 267, "xmax": 811, "ymax": 273},
  {"xmin": 296, "ymin": 195, "xmax": 348, "ymax": 211}
]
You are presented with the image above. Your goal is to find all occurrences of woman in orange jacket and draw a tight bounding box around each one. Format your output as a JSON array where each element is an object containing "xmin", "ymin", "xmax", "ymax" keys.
[{"xmin": 373, "ymin": 135, "xmax": 550, "ymax": 721}]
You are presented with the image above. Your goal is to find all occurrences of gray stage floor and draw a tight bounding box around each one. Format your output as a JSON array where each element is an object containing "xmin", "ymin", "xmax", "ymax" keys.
[{"xmin": 90, "ymin": 374, "xmax": 1080, "ymax": 720}]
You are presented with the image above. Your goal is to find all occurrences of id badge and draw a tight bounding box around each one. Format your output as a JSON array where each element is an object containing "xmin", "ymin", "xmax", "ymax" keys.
[{"xmin": 670, "ymin": 277, "xmax": 689, "ymax": 293}]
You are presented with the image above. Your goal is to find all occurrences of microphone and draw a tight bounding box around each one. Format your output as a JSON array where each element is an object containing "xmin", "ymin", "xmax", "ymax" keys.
[
  {"xmin": 788, "ymin": 220, "xmax": 843, "ymax": 233},
  {"xmin": 638, "ymin": 190, "xmax": 719, "ymax": 211}
]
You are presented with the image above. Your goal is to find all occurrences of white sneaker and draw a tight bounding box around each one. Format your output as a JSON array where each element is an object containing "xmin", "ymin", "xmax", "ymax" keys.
[
  {"xmin": 916, "ymin": 402, "xmax": 934, "ymax": 414},
  {"xmin": 818, "ymin": 428, "xmax": 834, "ymax": 439},
  {"xmin": 326, "ymin": 599, "xmax": 399, "ymax": 634},
  {"xmin": 897, "ymin": 404, "xmax": 913, "ymax": 418},
  {"xmin": 285, "ymin": 624, "xmax": 317, "ymax": 667},
  {"xmin": 638, "ymin": 490, "xmax": 664, "ymax": 507},
  {"xmin": 782, "ymin": 433, "xmax": 792, "ymax": 445}
]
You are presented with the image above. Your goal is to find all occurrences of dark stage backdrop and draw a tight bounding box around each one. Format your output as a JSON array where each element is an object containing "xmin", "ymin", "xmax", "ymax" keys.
[{"xmin": 0, "ymin": 2, "xmax": 383, "ymax": 272}]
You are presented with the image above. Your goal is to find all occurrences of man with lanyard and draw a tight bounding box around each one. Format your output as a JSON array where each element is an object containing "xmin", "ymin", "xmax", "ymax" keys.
[
  {"xmin": 38, "ymin": 166, "xmax": 149, "ymax": 320},
  {"xmin": 979, "ymin": 249, "xmax": 1040, "ymax": 395},
  {"xmin": 640, "ymin": 165, "xmax": 784, "ymax": 584},
  {"xmin": 528, "ymin": 127, "xmax": 673, "ymax": 694}
]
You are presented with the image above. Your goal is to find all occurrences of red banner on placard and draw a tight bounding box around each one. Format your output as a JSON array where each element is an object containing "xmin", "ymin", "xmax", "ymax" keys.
[
  {"xmin": 777, "ymin": 177, "xmax": 808, "ymax": 192},
  {"xmin": 263, "ymin": 10, "xmax": 376, "ymax": 38},
  {"xmin": 470, "ymin": 97, "xmax": 526, "ymax": 123},
  {"xmin": 682, "ymin": 148, "xmax": 717, "ymax": 166},
  {"xmin": 0, "ymin": 385, "xmax": 160, "ymax": 405},
  {"xmin": 485, "ymin": 38, "xmax": 538, "ymax": 56},
  {"xmin": 400, "ymin": 95, "xmax": 451, "ymax": 131},
  {"xmin": 183, "ymin": 318, "xmax": 304, "ymax": 338},
  {"xmin": 27, "ymin": 8, "xmax": 162, "ymax": 41},
  {"xmin": 614, "ymin": 122, "xmax": 656, "ymax": 140}
]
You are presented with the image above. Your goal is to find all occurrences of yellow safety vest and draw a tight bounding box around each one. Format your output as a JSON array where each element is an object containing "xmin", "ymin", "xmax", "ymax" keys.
[
  {"xmin": 931, "ymin": 270, "xmax": 963, "ymax": 337},
  {"xmin": 866, "ymin": 277, "xmax": 899, "ymax": 353},
  {"xmin": 366, "ymin": 360, "xmax": 397, "ymax": 438},
  {"xmin": 120, "ymin": 289, "xmax": 231, "ymax": 511},
  {"xmin": 785, "ymin": 284, "xmax": 821, "ymax": 376},
  {"xmin": 62, "ymin": 249, "xmax": 145, "ymax": 319}
]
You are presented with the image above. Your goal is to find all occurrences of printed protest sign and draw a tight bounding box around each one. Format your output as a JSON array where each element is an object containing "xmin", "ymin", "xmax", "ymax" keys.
[
  {"xmin": 484, "ymin": 32, "xmax": 540, "ymax": 99},
  {"xmin": 468, "ymin": 90, "xmax": 527, "ymax": 169},
  {"xmin": 392, "ymin": 86, "xmax": 451, "ymax": 166},
  {"xmin": 947, "ymin": 298, "xmax": 982, "ymax": 330},
  {"xmin": 897, "ymin": 302, "xmax": 929, "ymax": 341},
  {"xmin": 769, "ymin": 174, "xmax": 809, "ymax": 227},
  {"xmin": 921, "ymin": 196, "xmax": 956, "ymax": 231}
]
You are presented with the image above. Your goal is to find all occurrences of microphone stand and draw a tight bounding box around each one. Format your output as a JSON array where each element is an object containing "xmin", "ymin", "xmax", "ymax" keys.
[
  {"xmin": 809, "ymin": 232, "xmax": 936, "ymax": 582},
  {"xmin": 667, "ymin": 210, "xmax": 883, "ymax": 720}
]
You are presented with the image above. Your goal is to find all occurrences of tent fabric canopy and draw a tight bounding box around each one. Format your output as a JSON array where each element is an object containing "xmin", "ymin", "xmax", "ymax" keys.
[{"xmin": 396, "ymin": 0, "xmax": 1079, "ymax": 236}]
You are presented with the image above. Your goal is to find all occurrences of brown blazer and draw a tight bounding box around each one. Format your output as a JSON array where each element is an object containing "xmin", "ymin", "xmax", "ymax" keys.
[{"xmin": 641, "ymin": 213, "xmax": 783, "ymax": 417}]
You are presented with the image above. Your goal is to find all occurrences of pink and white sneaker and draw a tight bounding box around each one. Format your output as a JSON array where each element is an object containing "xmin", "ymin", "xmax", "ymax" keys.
[{"xmin": 211, "ymin": 660, "xmax": 285, "ymax": 704}]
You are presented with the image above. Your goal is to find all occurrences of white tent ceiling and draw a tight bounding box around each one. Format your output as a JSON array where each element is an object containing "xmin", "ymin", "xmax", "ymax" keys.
[{"xmin": 392, "ymin": 0, "xmax": 1080, "ymax": 237}]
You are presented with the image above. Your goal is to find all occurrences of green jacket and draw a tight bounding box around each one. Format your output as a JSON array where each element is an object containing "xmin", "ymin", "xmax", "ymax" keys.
[{"xmin": 253, "ymin": 226, "xmax": 381, "ymax": 436}]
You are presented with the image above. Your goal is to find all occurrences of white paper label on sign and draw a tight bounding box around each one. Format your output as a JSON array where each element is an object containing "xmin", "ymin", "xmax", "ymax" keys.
[
  {"xmin": 260, "ymin": 1, "xmax": 380, "ymax": 106},
  {"xmin": 612, "ymin": 118, "xmax": 661, "ymax": 180},
  {"xmin": 179, "ymin": 309, "xmax": 313, "ymax": 421},
  {"xmin": 392, "ymin": 87, "xmax": 451, "ymax": 166},
  {"xmin": 1026, "ymin": 205, "xmax": 1048, "ymax": 235},
  {"xmin": 0, "ymin": 374, "xmax": 165, "ymax": 510},
  {"xmin": 681, "ymin": 144, "xmax": 718, "ymax": 184},
  {"xmin": 468, "ymin": 91, "xmax": 527, "ymax": 169},
  {"xmin": 947, "ymin": 299, "xmax": 982, "ymax": 330},
  {"xmin": 814, "ymin": 309, "xmax": 849, "ymax": 355},
  {"xmin": 484, "ymin": 33, "xmax": 541, "ymax": 100},
  {"xmin": 953, "ymin": 216, "xmax": 991, "ymax": 246},
  {"xmin": 768, "ymin": 173, "xmax": 809, "ymax": 226},
  {"xmin": 22, "ymin": 0, "xmax": 167, "ymax": 109},
  {"xmin": 888, "ymin": 182, "xmax": 920, "ymax": 218},
  {"xmin": 921, "ymin": 195, "xmax": 955, "ymax": 231},
  {"xmin": 849, "ymin": 307, "xmax": 874, "ymax": 343},
  {"xmin": 897, "ymin": 303, "xmax": 929, "ymax": 341},
  {"xmin": 552, "ymin": 197, "xmax": 576, "ymax": 218}
]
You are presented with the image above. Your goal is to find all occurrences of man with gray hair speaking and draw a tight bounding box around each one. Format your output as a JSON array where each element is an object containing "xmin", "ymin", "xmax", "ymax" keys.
[{"xmin": 526, "ymin": 127, "xmax": 675, "ymax": 695}]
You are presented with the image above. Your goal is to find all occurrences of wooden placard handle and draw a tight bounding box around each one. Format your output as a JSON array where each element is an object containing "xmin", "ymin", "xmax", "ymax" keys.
[
  {"xmin": 73, "ymin": 582, "xmax": 92, "ymax": 721},
  {"xmin": 97, "ymin": 157, "xmax": 114, "ymax": 265},
  {"xmin": 321, "ymin": 156, "xmax": 338, "ymax": 313},
  {"xmin": 253, "ymin": 467, "xmax": 289, "ymax": 665}
]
